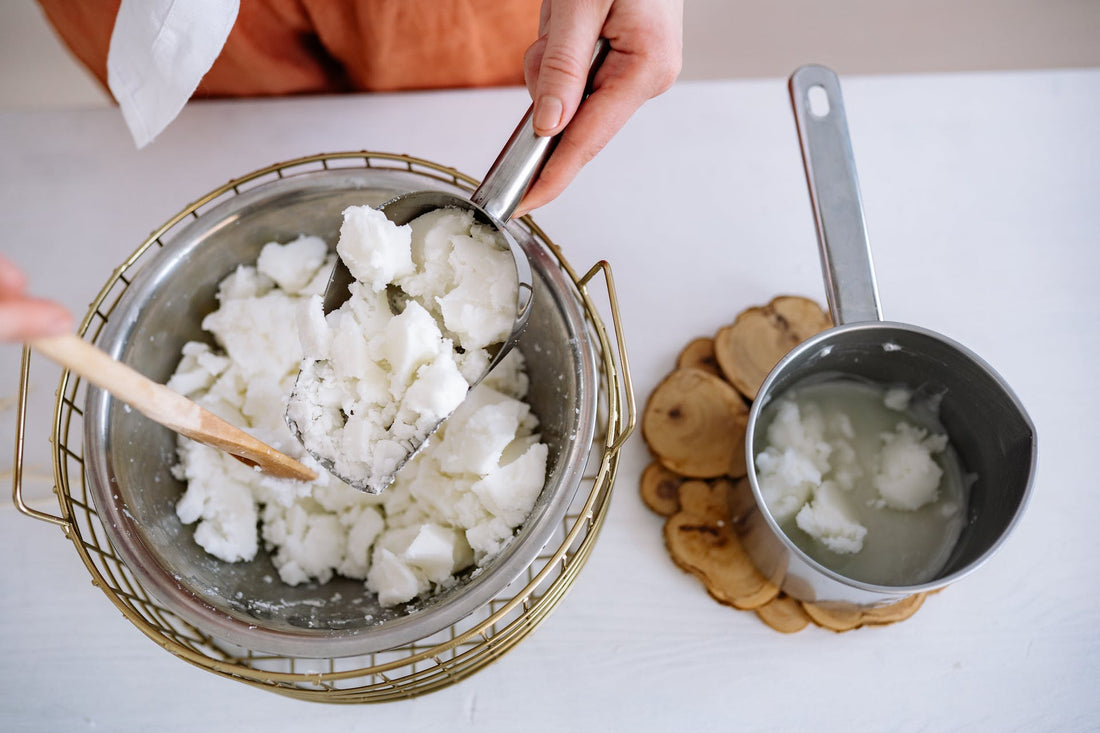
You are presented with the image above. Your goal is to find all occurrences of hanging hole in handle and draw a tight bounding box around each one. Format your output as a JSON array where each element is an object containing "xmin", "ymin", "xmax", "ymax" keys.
[{"xmin": 807, "ymin": 84, "xmax": 831, "ymax": 118}]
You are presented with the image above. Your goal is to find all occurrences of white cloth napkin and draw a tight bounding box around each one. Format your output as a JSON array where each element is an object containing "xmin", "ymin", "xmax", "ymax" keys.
[{"xmin": 107, "ymin": 0, "xmax": 240, "ymax": 148}]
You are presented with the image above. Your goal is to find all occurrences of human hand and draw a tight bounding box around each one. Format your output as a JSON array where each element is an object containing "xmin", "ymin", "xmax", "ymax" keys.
[
  {"xmin": 517, "ymin": 0, "xmax": 683, "ymax": 216},
  {"xmin": 0, "ymin": 254, "xmax": 72, "ymax": 342}
]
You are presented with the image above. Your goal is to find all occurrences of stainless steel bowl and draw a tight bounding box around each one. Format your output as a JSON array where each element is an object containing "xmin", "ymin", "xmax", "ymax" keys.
[{"xmin": 83, "ymin": 165, "xmax": 598, "ymax": 657}]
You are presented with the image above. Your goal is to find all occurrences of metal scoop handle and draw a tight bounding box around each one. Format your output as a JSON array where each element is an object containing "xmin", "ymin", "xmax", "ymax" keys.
[
  {"xmin": 789, "ymin": 65, "xmax": 882, "ymax": 325},
  {"xmin": 472, "ymin": 37, "xmax": 610, "ymax": 222}
]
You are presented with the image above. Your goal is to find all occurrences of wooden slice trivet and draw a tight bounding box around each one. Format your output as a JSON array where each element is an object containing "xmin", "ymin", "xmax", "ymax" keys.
[
  {"xmin": 714, "ymin": 295, "xmax": 832, "ymax": 400},
  {"xmin": 676, "ymin": 337, "xmax": 722, "ymax": 376},
  {"xmin": 640, "ymin": 295, "xmax": 933, "ymax": 633},
  {"xmin": 639, "ymin": 462, "xmax": 684, "ymax": 517},
  {"xmin": 641, "ymin": 368, "xmax": 749, "ymax": 478},
  {"xmin": 663, "ymin": 480, "xmax": 779, "ymax": 611}
]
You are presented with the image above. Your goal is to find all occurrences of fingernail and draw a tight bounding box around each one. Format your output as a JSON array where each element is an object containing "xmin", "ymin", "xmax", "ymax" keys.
[{"xmin": 533, "ymin": 96, "xmax": 564, "ymax": 134}]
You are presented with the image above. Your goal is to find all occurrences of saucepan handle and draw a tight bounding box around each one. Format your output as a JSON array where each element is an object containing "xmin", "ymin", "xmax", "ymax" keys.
[{"xmin": 789, "ymin": 64, "xmax": 883, "ymax": 325}]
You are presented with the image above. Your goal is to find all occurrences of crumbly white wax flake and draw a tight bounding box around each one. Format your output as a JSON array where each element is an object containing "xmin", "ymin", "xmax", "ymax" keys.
[
  {"xmin": 795, "ymin": 481, "xmax": 867, "ymax": 554},
  {"xmin": 287, "ymin": 204, "xmax": 519, "ymax": 493},
  {"xmin": 755, "ymin": 401, "xmax": 831, "ymax": 524},
  {"xmin": 336, "ymin": 205, "xmax": 414, "ymax": 291},
  {"xmin": 168, "ymin": 227, "xmax": 544, "ymax": 608},
  {"xmin": 258, "ymin": 235, "xmax": 329, "ymax": 293},
  {"xmin": 873, "ymin": 422, "xmax": 946, "ymax": 511},
  {"xmin": 883, "ymin": 387, "xmax": 912, "ymax": 412},
  {"xmin": 756, "ymin": 398, "xmax": 870, "ymax": 550}
]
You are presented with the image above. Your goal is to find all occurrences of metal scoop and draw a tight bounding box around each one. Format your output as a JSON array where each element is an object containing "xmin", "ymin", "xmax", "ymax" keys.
[{"xmin": 290, "ymin": 39, "xmax": 610, "ymax": 492}]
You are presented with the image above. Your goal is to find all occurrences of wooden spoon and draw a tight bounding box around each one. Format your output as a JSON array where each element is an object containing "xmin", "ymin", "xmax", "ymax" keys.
[{"xmin": 31, "ymin": 333, "xmax": 317, "ymax": 482}]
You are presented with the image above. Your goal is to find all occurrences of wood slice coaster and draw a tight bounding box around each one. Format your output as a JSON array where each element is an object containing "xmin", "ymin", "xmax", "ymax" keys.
[{"xmin": 640, "ymin": 296, "xmax": 930, "ymax": 634}]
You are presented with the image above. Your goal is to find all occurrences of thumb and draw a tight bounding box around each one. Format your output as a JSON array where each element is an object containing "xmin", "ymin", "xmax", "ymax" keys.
[{"xmin": 530, "ymin": 1, "xmax": 607, "ymax": 136}]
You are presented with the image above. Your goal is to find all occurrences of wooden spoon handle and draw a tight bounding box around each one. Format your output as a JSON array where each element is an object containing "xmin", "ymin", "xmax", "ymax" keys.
[{"xmin": 31, "ymin": 334, "xmax": 317, "ymax": 482}]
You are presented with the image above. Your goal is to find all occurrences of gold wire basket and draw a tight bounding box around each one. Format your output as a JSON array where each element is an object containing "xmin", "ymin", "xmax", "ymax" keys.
[{"xmin": 11, "ymin": 151, "xmax": 635, "ymax": 703}]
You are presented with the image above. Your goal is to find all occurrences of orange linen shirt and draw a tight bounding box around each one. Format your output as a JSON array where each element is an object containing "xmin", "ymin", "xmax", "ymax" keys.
[{"xmin": 38, "ymin": 0, "xmax": 541, "ymax": 98}]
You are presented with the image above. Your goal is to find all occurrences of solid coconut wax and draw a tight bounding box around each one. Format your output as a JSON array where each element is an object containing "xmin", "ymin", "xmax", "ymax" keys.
[
  {"xmin": 286, "ymin": 205, "xmax": 519, "ymax": 493},
  {"xmin": 754, "ymin": 378, "xmax": 971, "ymax": 586}
]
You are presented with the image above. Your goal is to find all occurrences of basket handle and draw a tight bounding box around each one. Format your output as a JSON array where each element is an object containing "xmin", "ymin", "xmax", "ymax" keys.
[
  {"xmin": 578, "ymin": 260, "xmax": 636, "ymax": 453},
  {"xmin": 11, "ymin": 345, "xmax": 70, "ymax": 529}
]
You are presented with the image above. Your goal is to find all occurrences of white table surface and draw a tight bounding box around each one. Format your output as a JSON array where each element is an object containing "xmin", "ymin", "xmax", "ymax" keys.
[{"xmin": 2, "ymin": 68, "xmax": 1098, "ymax": 731}]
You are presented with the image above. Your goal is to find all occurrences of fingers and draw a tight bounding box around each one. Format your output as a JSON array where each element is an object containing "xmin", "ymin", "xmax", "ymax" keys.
[
  {"xmin": 537, "ymin": 0, "xmax": 552, "ymax": 36},
  {"xmin": 0, "ymin": 253, "xmax": 28, "ymax": 294},
  {"xmin": 0, "ymin": 299, "xmax": 73, "ymax": 341},
  {"xmin": 0, "ymin": 254, "xmax": 72, "ymax": 342},
  {"xmin": 523, "ymin": 35, "xmax": 547, "ymax": 99},
  {"xmin": 516, "ymin": 62, "xmax": 640, "ymax": 216},
  {"xmin": 517, "ymin": 0, "xmax": 684, "ymax": 215},
  {"xmin": 529, "ymin": 0, "xmax": 611, "ymax": 137}
]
